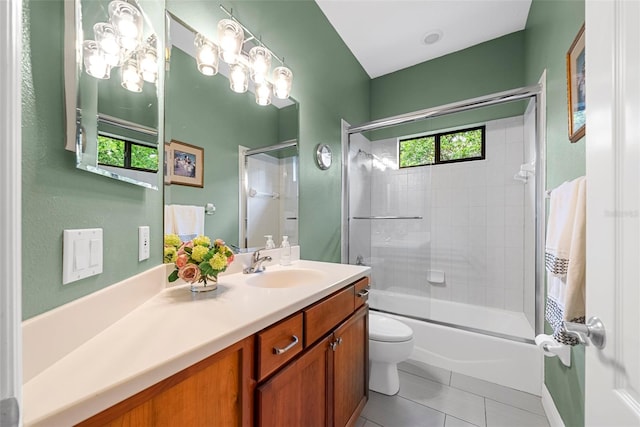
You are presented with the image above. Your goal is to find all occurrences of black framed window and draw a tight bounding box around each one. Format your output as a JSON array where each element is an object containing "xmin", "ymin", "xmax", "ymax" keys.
[
  {"xmin": 97, "ymin": 134, "xmax": 158, "ymax": 172},
  {"xmin": 399, "ymin": 125, "xmax": 485, "ymax": 168}
]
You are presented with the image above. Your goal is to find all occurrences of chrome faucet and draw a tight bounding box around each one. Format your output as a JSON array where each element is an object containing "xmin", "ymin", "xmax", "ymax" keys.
[{"xmin": 243, "ymin": 249, "xmax": 272, "ymax": 274}]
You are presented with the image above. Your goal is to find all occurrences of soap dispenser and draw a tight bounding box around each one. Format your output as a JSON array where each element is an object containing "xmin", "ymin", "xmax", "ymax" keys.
[
  {"xmin": 264, "ymin": 235, "xmax": 276, "ymax": 249},
  {"xmin": 280, "ymin": 235, "xmax": 291, "ymax": 266}
]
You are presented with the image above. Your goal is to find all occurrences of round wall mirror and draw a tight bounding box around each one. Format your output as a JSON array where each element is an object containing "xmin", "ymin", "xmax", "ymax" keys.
[{"xmin": 315, "ymin": 144, "xmax": 332, "ymax": 170}]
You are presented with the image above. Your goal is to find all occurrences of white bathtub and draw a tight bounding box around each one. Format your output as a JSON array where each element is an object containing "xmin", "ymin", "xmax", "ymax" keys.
[{"xmin": 369, "ymin": 289, "xmax": 542, "ymax": 395}]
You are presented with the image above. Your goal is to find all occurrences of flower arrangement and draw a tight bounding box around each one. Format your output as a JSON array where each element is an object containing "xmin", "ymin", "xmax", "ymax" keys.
[{"xmin": 164, "ymin": 234, "xmax": 234, "ymax": 287}]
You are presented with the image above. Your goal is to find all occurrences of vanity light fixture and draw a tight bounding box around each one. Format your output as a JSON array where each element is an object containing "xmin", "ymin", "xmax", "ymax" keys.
[
  {"xmin": 83, "ymin": 40, "xmax": 111, "ymax": 79},
  {"xmin": 193, "ymin": 5, "xmax": 294, "ymax": 105},
  {"xmin": 121, "ymin": 54, "xmax": 144, "ymax": 92},
  {"xmin": 195, "ymin": 33, "xmax": 219, "ymax": 76},
  {"xmin": 139, "ymin": 36, "xmax": 158, "ymax": 83},
  {"xmin": 229, "ymin": 62, "xmax": 249, "ymax": 93},
  {"xmin": 108, "ymin": 0, "xmax": 143, "ymax": 52},
  {"xmin": 249, "ymin": 46, "xmax": 272, "ymax": 84},
  {"xmin": 217, "ymin": 19, "xmax": 244, "ymax": 64},
  {"xmin": 255, "ymin": 81, "xmax": 272, "ymax": 106},
  {"xmin": 82, "ymin": 0, "xmax": 158, "ymax": 93}
]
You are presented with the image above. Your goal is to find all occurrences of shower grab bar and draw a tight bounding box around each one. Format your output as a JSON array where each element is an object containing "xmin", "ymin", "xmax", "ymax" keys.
[{"xmin": 351, "ymin": 216, "xmax": 423, "ymax": 220}]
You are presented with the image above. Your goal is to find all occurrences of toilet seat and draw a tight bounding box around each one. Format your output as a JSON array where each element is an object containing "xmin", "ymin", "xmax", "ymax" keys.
[{"xmin": 369, "ymin": 313, "xmax": 413, "ymax": 342}]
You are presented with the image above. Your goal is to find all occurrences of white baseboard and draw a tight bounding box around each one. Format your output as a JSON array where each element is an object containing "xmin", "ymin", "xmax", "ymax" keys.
[{"xmin": 542, "ymin": 384, "xmax": 565, "ymax": 427}]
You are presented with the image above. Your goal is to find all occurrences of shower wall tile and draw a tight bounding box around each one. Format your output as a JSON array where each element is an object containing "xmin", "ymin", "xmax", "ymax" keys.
[
  {"xmin": 486, "ymin": 286, "xmax": 506, "ymax": 308},
  {"xmin": 368, "ymin": 116, "xmax": 531, "ymax": 318}
]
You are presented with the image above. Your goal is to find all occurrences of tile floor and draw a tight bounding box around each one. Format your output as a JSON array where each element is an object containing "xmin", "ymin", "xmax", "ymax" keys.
[{"xmin": 357, "ymin": 361, "xmax": 551, "ymax": 427}]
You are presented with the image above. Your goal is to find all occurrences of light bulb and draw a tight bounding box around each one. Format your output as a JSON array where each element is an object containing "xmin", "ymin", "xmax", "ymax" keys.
[
  {"xmin": 272, "ymin": 66, "xmax": 293, "ymax": 99},
  {"xmin": 121, "ymin": 55, "xmax": 143, "ymax": 92},
  {"xmin": 229, "ymin": 63, "xmax": 248, "ymax": 93},
  {"xmin": 109, "ymin": 0, "xmax": 143, "ymax": 52},
  {"xmin": 139, "ymin": 45, "xmax": 157, "ymax": 83},
  {"xmin": 255, "ymin": 81, "xmax": 272, "ymax": 106},
  {"xmin": 249, "ymin": 46, "xmax": 272, "ymax": 84},
  {"xmin": 217, "ymin": 19, "xmax": 243, "ymax": 64},
  {"xmin": 194, "ymin": 33, "xmax": 219, "ymax": 76},
  {"xmin": 94, "ymin": 22, "xmax": 122, "ymax": 67},
  {"xmin": 83, "ymin": 40, "xmax": 111, "ymax": 79}
]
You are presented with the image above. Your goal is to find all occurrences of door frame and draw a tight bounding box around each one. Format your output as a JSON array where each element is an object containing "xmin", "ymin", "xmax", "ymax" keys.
[{"xmin": 0, "ymin": 0, "xmax": 23, "ymax": 425}]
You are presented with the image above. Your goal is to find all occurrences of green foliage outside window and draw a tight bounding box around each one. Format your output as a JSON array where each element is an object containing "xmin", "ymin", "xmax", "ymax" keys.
[
  {"xmin": 131, "ymin": 144, "xmax": 158, "ymax": 170},
  {"xmin": 400, "ymin": 126, "xmax": 484, "ymax": 168},
  {"xmin": 440, "ymin": 129, "xmax": 483, "ymax": 161},
  {"xmin": 399, "ymin": 136, "xmax": 435, "ymax": 167},
  {"xmin": 98, "ymin": 135, "xmax": 158, "ymax": 172},
  {"xmin": 98, "ymin": 136, "xmax": 125, "ymax": 167}
]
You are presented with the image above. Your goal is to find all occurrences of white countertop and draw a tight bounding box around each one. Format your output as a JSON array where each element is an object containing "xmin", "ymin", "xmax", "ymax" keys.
[{"xmin": 23, "ymin": 259, "xmax": 370, "ymax": 426}]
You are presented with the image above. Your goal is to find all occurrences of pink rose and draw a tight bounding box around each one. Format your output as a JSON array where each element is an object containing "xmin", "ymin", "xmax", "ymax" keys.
[
  {"xmin": 227, "ymin": 253, "xmax": 235, "ymax": 265},
  {"xmin": 178, "ymin": 241, "xmax": 194, "ymax": 255},
  {"xmin": 215, "ymin": 239, "xmax": 225, "ymax": 246},
  {"xmin": 178, "ymin": 263, "xmax": 201, "ymax": 283},
  {"xmin": 176, "ymin": 254, "xmax": 189, "ymax": 268}
]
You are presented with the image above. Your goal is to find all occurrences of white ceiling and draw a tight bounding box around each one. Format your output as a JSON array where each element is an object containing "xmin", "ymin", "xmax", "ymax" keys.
[{"xmin": 315, "ymin": 0, "xmax": 532, "ymax": 78}]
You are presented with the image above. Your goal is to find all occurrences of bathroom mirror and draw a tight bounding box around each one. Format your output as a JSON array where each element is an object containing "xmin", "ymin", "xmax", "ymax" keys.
[
  {"xmin": 163, "ymin": 12, "xmax": 299, "ymax": 249},
  {"xmin": 65, "ymin": 0, "xmax": 163, "ymax": 190},
  {"xmin": 240, "ymin": 141, "xmax": 299, "ymax": 249}
]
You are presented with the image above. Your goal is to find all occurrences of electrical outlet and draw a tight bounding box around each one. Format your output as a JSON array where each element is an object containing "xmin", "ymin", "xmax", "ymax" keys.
[{"xmin": 139, "ymin": 226, "xmax": 150, "ymax": 261}]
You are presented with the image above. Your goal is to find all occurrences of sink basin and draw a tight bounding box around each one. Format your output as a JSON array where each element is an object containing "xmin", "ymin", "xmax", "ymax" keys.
[{"xmin": 245, "ymin": 268, "xmax": 327, "ymax": 288}]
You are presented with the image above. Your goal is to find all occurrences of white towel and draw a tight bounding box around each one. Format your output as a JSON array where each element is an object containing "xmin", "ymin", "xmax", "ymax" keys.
[
  {"xmin": 164, "ymin": 205, "xmax": 174, "ymax": 235},
  {"xmin": 545, "ymin": 176, "xmax": 586, "ymax": 345},
  {"xmin": 171, "ymin": 204, "xmax": 205, "ymax": 242},
  {"xmin": 545, "ymin": 179, "xmax": 581, "ymax": 277}
]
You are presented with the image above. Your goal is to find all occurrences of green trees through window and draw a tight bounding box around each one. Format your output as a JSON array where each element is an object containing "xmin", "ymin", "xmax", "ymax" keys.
[
  {"xmin": 399, "ymin": 126, "xmax": 485, "ymax": 168},
  {"xmin": 98, "ymin": 135, "xmax": 158, "ymax": 172}
]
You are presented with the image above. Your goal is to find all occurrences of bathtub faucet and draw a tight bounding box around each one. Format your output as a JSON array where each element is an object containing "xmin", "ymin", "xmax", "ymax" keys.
[{"xmin": 243, "ymin": 249, "xmax": 272, "ymax": 274}]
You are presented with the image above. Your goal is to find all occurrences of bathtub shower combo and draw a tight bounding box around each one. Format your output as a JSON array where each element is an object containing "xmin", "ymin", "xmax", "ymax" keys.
[{"xmin": 342, "ymin": 86, "xmax": 546, "ymax": 395}]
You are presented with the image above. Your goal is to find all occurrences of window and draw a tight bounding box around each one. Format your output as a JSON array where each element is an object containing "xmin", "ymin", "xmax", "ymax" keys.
[
  {"xmin": 399, "ymin": 125, "xmax": 485, "ymax": 168},
  {"xmin": 98, "ymin": 134, "xmax": 158, "ymax": 172}
]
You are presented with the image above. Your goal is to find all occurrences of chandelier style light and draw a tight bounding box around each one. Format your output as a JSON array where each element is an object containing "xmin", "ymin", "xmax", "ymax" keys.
[
  {"xmin": 82, "ymin": 0, "xmax": 158, "ymax": 93},
  {"xmin": 193, "ymin": 6, "xmax": 293, "ymax": 105}
]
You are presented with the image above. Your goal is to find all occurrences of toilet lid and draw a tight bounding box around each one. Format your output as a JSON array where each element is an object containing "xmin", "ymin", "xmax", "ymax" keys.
[{"xmin": 369, "ymin": 313, "xmax": 413, "ymax": 342}]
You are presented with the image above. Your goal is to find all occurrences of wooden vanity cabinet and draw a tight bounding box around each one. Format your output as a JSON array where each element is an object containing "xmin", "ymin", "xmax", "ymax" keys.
[
  {"xmin": 76, "ymin": 336, "xmax": 255, "ymax": 427},
  {"xmin": 257, "ymin": 278, "xmax": 370, "ymax": 427}
]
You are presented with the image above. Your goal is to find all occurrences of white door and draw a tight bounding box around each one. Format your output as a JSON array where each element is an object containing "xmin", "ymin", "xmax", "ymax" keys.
[
  {"xmin": 585, "ymin": 0, "xmax": 640, "ymax": 425},
  {"xmin": 0, "ymin": 0, "xmax": 22, "ymax": 426}
]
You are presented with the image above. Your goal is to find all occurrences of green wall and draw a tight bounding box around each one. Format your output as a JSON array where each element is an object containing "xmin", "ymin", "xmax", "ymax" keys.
[
  {"xmin": 22, "ymin": 0, "xmax": 369, "ymax": 319},
  {"xmin": 525, "ymin": 1, "xmax": 586, "ymax": 426},
  {"xmin": 369, "ymin": 31, "xmax": 526, "ymax": 140}
]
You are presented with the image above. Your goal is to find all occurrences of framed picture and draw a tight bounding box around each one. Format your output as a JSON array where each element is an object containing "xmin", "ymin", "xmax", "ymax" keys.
[
  {"xmin": 168, "ymin": 140, "xmax": 204, "ymax": 187},
  {"xmin": 566, "ymin": 24, "xmax": 586, "ymax": 143},
  {"xmin": 163, "ymin": 142, "xmax": 172, "ymax": 185}
]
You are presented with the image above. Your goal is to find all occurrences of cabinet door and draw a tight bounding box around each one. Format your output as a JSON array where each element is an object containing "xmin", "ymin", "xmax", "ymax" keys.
[
  {"xmin": 257, "ymin": 336, "xmax": 330, "ymax": 427},
  {"xmin": 332, "ymin": 306, "xmax": 368, "ymax": 427},
  {"xmin": 76, "ymin": 337, "xmax": 254, "ymax": 427}
]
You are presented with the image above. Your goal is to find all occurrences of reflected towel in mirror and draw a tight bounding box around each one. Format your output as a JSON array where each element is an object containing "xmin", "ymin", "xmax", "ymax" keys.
[{"xmin": 166, "ymin": 204, "xmax": 205, "ymax": 242}]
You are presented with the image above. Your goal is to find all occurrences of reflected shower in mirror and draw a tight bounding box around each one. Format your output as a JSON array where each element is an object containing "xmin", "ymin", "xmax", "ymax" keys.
[
  {"xmin": 164, "ymin": 12, "xmax": 299, "ymax": 249},
  {"xmin": 240, "ymin": 142, "xmax": 299, "ymax": 250},
  {"xmin": 66, "ymin": 0, "xmax": 162, "ymax": 189}
]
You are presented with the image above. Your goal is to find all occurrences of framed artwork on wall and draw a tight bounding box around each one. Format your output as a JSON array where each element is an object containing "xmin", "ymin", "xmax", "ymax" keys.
[
  {"xmin": 164, "ymin": 142, "xmax": 172, "ymax": 185},
  {"xmin": 566, "ymin": 23, "xmax": 586, "ymax": 143},
  {"xmin": 168, "ymin": 140, "xmax": 204, "ymax": 187}
]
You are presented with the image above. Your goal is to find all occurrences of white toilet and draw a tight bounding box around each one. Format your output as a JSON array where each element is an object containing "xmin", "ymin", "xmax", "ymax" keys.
[{"xmin": 368, "ymin": 312, "xmax": 414, "ymax": 395}]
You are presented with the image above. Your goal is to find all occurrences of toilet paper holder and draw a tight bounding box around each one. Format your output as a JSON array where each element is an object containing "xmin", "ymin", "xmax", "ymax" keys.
[{"xmin": 535, "ymin": 334, "xmax": 571, "ymax": 367}]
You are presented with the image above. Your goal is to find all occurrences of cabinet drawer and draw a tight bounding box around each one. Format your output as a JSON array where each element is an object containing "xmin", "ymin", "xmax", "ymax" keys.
[
  {"xmin": 353, "ymin": 277, "xmax": 370, "ymax": 309},
  {"xmin": 257, "ymin": 313, "xmax": 304, "ymax": 381},
  {"xmin": 304, "ymin": 286, "xmax": 354, "ymax": 346}
]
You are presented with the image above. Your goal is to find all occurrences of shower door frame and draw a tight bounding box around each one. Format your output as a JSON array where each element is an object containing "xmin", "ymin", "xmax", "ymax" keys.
[{"xmin": 341, "ymin": 82, "xmax": 547, "ymax": 337}]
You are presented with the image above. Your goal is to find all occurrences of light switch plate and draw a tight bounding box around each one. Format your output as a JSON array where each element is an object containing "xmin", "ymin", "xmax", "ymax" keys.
[
  {"xmin": 138, "ymin": 226, "xmax": 150, "ymax": 261},
  {"xmin": 63, "ymin": 228, "xmax": 103, "ymax": 285}
]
